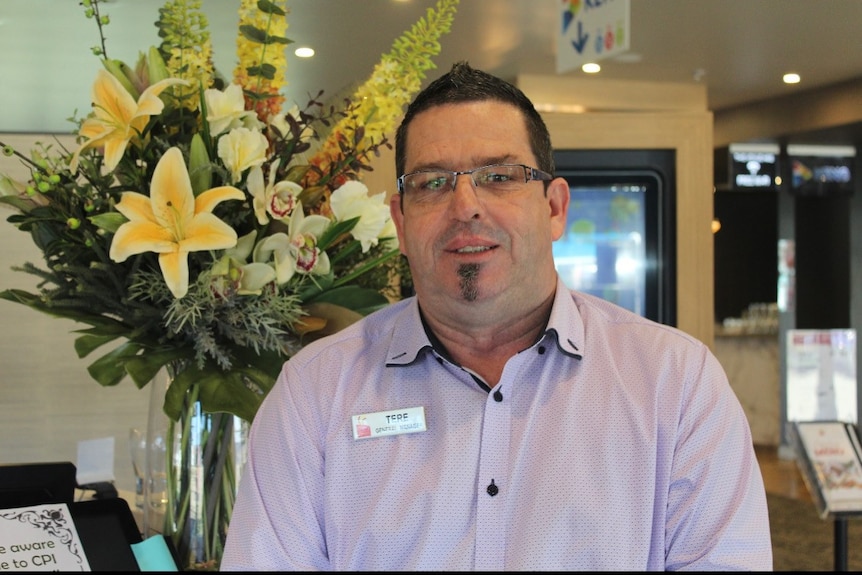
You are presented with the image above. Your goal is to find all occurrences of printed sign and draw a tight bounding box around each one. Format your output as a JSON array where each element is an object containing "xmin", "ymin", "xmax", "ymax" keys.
[
  {"xmin": 786, "ymin": 329, "xmax": 857, "ymax": 424},
  {"xmin": 557, "ymin": 0, "xmax": 631, "ymax": 73},
  {"xmin": 0, "ymin": 504, "xmax": 91, "ymax": 571}
]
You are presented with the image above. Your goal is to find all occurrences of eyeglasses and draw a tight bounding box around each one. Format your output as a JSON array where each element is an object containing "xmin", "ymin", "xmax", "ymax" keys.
[{"xmin": 397, "ymin": 163, "xmax": 553, "ymax": 201}]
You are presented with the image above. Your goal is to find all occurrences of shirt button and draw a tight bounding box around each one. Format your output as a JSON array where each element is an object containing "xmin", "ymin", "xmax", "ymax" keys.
[
  {"xmin": 493, "ymin": 389, "xmax": 503, "ymax": 402},
  {"xmin": 487, "ymin": 480, "xmax": 498, "ymax": 497}
]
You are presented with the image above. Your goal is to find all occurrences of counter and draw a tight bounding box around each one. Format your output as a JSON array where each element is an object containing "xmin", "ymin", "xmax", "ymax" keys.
[{"xmin": 713, "ymin": 329, "xmax": 780, "ymax": 447}]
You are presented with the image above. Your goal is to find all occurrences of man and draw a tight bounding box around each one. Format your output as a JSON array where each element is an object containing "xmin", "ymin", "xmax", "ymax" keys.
[{"xmin": 221, "ymin": 61, "xmax": 773, "ymax": 570}]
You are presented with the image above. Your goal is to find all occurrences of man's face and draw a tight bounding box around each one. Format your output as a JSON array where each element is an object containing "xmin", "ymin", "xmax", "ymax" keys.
[{"xmin": 390, "ymin": 101, "xmax": 569, "ymax": 315}]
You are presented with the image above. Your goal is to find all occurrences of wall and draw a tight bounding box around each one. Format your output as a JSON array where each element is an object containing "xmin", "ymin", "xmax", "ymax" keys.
[{"xmin": 0, "ymin": 134, "xmax": 148, "ymax": 494}]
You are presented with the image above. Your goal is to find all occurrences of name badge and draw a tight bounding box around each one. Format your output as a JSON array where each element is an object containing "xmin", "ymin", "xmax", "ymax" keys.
[{"xmin": 352, "ymin": 406, "xmax": 427, "ymax": 440}]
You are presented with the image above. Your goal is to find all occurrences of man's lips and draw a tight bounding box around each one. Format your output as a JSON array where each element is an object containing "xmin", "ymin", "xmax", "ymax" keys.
[
  {"xmin": 444, "ymin": 238, "xmax": 498, "ymax": 254},
  {"xmin": 451, "ymin": 245, "xmax": 494, "ymax": 254}
]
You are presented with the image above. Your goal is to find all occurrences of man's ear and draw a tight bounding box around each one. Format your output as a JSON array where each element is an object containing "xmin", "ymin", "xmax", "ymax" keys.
[{"xmin": 547, "ymin": 177, "xmax": 570, "ymax": 241}]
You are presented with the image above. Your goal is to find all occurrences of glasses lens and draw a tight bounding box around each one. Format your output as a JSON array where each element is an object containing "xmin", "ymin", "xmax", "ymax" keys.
[
  {"xmin": 405, "ymin": 171, "xmax": 452, "ymax": 195},
  {"xmin": 473, "ymin": 164, "xmax": 524, "ymax": 192}
]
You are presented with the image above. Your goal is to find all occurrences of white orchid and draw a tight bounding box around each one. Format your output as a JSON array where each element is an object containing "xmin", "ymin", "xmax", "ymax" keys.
[
  {"xmin": 253, "ymin": 202, "xmax": 331, "ymax": 285},
  {"xmin": 329, "ymin": 180, "xmax": 392, "ymax": 252},
  {"xmin": 210, "ymin": 230, "xmax": 278, "ymax": 296},
  {"xmin": 247, "ymin": 163, "xmax": 303, "ymax": 225}
]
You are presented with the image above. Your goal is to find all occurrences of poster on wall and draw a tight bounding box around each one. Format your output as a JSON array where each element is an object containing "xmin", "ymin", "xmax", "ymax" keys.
[{"xmin": 786, "ymin": 329, "xmax": 857, "ymax": 424}]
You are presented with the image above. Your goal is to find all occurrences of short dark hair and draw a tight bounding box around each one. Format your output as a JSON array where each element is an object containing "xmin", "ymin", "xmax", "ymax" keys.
[{"xmin": 395, "ymin": 61, "xmax": 555, "ymax": 179}]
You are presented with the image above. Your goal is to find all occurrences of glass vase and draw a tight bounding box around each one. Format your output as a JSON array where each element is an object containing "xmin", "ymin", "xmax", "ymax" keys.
[{"xmin": 145, "ymin": 364, "xmax": 248, "ymax": 571}]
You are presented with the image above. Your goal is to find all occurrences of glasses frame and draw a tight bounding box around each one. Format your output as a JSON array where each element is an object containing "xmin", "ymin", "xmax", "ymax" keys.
[{"xmin": 396, "ymin": 163, "xmax": 553, "ymax": 195}]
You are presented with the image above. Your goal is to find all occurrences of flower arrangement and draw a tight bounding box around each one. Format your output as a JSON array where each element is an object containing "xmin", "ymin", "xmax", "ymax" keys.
[{"xmin": 0, "ymin": 0, "xmax": 460, "ymax": 425}]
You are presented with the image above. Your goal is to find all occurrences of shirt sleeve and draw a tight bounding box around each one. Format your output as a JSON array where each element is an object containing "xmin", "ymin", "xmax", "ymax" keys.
[
  {"xmin": 663, "ymin": 345, "xmax": 773, "ymax": 570},
  {"xmin": 221, "ymin": 360, "xmax": 330, "ymax": 570}
]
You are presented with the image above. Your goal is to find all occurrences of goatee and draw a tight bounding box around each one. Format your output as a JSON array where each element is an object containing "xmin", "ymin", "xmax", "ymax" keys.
[{"xmin": 457, "ymin": 263, "xmax": 480, "ymax": 301}]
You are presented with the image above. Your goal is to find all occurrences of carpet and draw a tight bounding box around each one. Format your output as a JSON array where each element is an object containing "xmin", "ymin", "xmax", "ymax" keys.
[{"xmin": 768, "ymin": 493, "xmax": 862, "ymax": 571}]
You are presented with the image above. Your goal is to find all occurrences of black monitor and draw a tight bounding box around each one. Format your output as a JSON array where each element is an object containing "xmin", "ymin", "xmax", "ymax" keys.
[{"xmin": 0, "ymin": 461, "xmax": 76, "ymax": 508}]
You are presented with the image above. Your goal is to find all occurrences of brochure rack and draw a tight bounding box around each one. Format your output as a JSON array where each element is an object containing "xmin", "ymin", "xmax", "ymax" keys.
[{"xmin": 789, "ymin": 420, "xmax": 862, "ymax": 570}]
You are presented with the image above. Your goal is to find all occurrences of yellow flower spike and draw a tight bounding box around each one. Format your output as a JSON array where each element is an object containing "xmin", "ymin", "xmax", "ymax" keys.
[
  {"xmin": 109, "ymin": 147, "xmax": 245, "ymax": 299},
  {"xmin": 69, "ymin": 69, "xmax": 189, "ymax": 173}
]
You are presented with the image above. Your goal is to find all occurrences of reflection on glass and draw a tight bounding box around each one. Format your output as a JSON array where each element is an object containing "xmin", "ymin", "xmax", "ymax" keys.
[{"xmin": 553, "ymin": 184, "xmax": 647, "ymax": 316}]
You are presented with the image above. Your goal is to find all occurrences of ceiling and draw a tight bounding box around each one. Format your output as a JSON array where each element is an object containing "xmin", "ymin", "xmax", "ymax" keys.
[{"xmin": 2, "ymin": 0, "xmax": 862, "ymax": 142}]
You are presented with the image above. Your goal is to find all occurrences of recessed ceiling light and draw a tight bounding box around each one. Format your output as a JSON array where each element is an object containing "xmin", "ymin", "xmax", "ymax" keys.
[
  {"xmin": 295, "ymin": 47, "xmax": 315, "ymax": 58},
  {"xmin": 783, "ymin": 72, "xmax": 801, "ymax": 84},
  {"xmin": 581, "ymin": 62, "xmax": 601, "ymax": 74}
]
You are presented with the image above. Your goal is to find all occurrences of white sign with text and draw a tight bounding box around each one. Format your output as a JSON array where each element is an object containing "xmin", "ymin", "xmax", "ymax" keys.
[{"xmin": 0, "ymin": 504, "xmax": 90, "ymax": 571}]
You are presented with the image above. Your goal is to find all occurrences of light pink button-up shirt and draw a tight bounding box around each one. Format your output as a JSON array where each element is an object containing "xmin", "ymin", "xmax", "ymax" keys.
[{"xmin": 222, "ymin": 278, "xmax": 773, "ymax": 571}]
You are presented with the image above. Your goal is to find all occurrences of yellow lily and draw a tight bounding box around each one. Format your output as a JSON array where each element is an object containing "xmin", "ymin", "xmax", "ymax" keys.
[
  {"xmin": 109, "ymin": 147, "xmax": 245, "ymax": 299},
  {"xmin": 69, "ymin": 68, "xmax": 188, "ymax": 172}
]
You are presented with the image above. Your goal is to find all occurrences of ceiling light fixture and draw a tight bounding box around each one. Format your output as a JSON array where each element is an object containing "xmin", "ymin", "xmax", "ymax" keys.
[
  {"xmin": 581, "ymin": 62, "xmax": 601, "ymax": 74},
  {"xmin": 783, "ymin": 72, "xmax": 801, "ymax": 84},
  {"xmin": 294, "ymin": 47, "xmax": 315, "ymax": 58}
]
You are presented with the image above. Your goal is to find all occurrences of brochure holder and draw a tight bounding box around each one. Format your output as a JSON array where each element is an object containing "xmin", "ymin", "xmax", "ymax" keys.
[{"xmin": 789, "ymin": 420, "xmax": 862, "ymax": 570}]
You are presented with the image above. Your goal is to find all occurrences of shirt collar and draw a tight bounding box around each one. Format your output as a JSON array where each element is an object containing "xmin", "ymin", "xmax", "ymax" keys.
[
  {"xmin": 542, "ymin": 276, "xmax": 584, "ymax": 359},
  {"xmin": 385, "ymin": 298, "xmax": 433, "ymax": 366},
  {"xmin": 385, "ymin": 276, "xmax": 584, "ymax": 366}
]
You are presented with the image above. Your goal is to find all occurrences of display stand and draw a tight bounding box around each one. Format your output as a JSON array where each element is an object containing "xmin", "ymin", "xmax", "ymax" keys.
[{"xmin": 789, "ymin": 421, "xmax": 862, "ymax": 571}]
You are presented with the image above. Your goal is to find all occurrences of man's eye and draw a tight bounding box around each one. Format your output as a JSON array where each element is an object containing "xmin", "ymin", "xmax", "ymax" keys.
[
  {"xmin": 422, "ymin": 176, "xmax": 449, "ymax": 191},
  {"xmin": 478, "ymin": 170, "xmax": 512, "ymax": 185}
]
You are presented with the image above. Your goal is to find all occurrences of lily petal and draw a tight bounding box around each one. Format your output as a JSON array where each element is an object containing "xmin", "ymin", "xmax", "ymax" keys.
[{"xmin": 158, "ymin": 249, "xmax": 189, "ymax": 300}]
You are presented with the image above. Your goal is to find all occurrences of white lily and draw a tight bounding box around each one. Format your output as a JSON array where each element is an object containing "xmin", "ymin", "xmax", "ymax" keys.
[
  {"xmin": 217, "ymin": 127, "xmax": 268, "ymax": 184},
  {"xmin": 205, "ymin": 83, "xmax": 260, "ymax": 137}
]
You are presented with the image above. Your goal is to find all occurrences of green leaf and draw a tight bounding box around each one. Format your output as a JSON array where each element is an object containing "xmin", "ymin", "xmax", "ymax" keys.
[
  {"xmin": 89, "ymin": 212, "xmax": 127, "ymax": 233},
  {"xmin": 146, "ymin": 45, "xmax": 169, "ymax": 83},
  {"xmin": 256, "ymin": 0, "xmax": 286, "ymax": 16},
  {"xmin": 74, "ymin": 333, "xmax": 121, "ymax": 358},
  {"xmin": 238, "ymin": 24, "xmax": 267, "ymax": 43},
  {"xmin": 102, "ymin": 58, "xmax": 139, "ymax": 100},
  {"xmin": 86, "ymin": 341, "xmax": 145, "ymax": 387},
  {"xmin": 124, "ymin": 348, "xmax": 191, "ymax": 388},
  {"xmin": 317, "ymin": 217, "xmax": 358, "ymax": 250},
  {"xmin": 0, "ymin": 195, "xmax": 37, "ymax": 213},
  {"xmin": 188, "ymin": 133, "xmax": 212, "ymax": 195},
  {"xmin": 161, "ymin": 364, "xmax": 271, "ymax": 423},
  {"xmin": 238, "ymin": 24, "xmax": 291, "ymax": 46},
  {"xmin": 296, "ymin": 273, "xmax": 334, "ymax": 302},
  {"xmin": 247, "ymin": 63, "xmax": 276, "ymax": 80},
  {"xmin": 0, "ymin": 289, "xmax": 128, "ymax": 332},
  {"xmin": 197, "ymin": 367, "xmax": 269, "ymax": 423}
]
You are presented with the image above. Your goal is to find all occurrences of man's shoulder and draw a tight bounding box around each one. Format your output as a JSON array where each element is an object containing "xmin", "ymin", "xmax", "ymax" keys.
[{"xmin": 570, "ymin": 289, "xmax": 702, "ymax": 348}]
